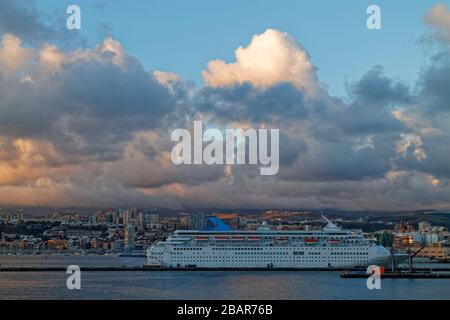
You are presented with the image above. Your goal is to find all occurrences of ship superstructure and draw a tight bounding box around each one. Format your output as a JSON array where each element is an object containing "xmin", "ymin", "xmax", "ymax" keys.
[{"xmin": 147, "ymin": 217, "xmax": 391, "ymax": 269}]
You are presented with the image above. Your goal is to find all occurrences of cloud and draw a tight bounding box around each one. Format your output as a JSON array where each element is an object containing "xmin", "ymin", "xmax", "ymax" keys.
[
  {"xmin": 153, "ymin": 71, "xmax": 182, "ymax": 84},
  {"xmin": 396, "ymin": 133, "xmax": 427, "ymax": 161},
  {"xmin": 393, "ymin": 48, "xmax": 450, "ymax": 180},
  {"xmin": 202, "ymin": 29, "xmax": 319, "ymax": 95},
  {"xmin": 425, "ymin": 3, "xmax": 450, "ymax": 43},
  {"xmin": 1, "ymin": 2, "xmax": 450, "ymax": 211},
  {"xmin": 0, "ymin": 0, "xmax": 84, "ymax": 47},
  {"xmin": 195, "ymin": 82, "xmax": 309, "ymax": 122},
  {"xmin": 349, "ymin": 65, "xmax": 410, "ymax": 105},
  {"xmin": 0, "ymin": 35, "xmax": 177, "ymax": 163},
  {"xmin": 0, "ymin": 34, "xmax": 33, "ymax": 74},
  {"xmin": 0, "ymin": 0, "xmax": 55, "ymax": 42}
]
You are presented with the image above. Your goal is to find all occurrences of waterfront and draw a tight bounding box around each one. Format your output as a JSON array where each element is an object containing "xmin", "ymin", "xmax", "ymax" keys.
[
  {"xmin": 0, "ymin": 255, "xmax": 144, "ymax": 268},
  {"xmin": 0, "ymin": 256, "xmax": 449, "ymax": 300}
]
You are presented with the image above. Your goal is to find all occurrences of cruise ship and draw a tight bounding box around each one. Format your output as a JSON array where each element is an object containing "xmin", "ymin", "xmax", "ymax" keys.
[{"xmin": 146, "ymin": 216, "xmax": 392, "ymax": 269}]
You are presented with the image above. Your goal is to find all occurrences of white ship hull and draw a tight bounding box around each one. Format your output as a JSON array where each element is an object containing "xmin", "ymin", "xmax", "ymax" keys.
[{"xmin": 148, "ymin": 244, "xmax": 390, "ymax": 269}]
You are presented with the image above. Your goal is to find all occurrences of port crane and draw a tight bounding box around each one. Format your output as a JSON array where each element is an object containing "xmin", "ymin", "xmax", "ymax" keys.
[{"xmin": 407, "ymin": 246, "xmax": 426, "ymax": 273}]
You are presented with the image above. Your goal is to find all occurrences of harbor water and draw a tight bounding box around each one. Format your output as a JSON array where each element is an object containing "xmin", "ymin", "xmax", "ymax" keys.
[{"xmin": 0, "ymin": 255, "xmax": 449, "ymax": 300}]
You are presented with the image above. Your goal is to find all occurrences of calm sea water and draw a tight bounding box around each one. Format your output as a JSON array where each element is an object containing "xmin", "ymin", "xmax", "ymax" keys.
[{"xmin": 0, "ymin": 255, "xmax": 449, "ymax": 300}]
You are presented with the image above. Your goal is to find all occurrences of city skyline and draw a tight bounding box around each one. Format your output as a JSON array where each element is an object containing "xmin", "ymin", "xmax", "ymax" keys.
[{"xmin": 0, "ymin": 1, "xmax": 450, "ymax": 211}]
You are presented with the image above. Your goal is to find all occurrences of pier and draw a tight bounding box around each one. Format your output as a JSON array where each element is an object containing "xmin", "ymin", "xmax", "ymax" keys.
[
  {"xmin": 340, "ymin": 271, "xmax": 450, "ymax": 279},
  {"xmin": 1, "ymin": 266, "xmax": 450, "ymax": 273}
]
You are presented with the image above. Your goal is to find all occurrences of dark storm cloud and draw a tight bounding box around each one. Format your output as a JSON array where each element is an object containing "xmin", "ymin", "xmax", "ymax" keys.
[
  {"xmin": 0, "ymin": 0, "xmax": 54, "ymax": 41},
  {"xmin": 278, "ymin": 132, "xmax": 308, "ymax": 167},
  {"xmin": 419, "ymin": 51, "xmax": 450, "ymax": 113},
  {"xmin": 391, "ymin": 50, "xmax": 450, "ymax": 180},
  {"xmin": 195, "ymin": 82, "xmax": 309, "ymax": 122},
  {"xmin": 191, "ymin": 66, "xmax": 410, "ymax": 183},
  {"xmin": 332, "ymin": 104, "xmax": 405, "ymax": 135},
  {"xmin": 115, "ymin": 161, "xmax": 227, "ymax": 190},
  {"xmin": 0, "ymin": 0, "xmax": 84, "ymax": 46},
  {"xmin": 0, "ymin": 51, "xmax": 177, "ymax": 162},
  {"xmin": 331, "ymin": 66, "xmax": 409, "ymax": 135},
  {"xmin": 349, "ymin": 66, "xmax": 411, "ymax": 106},
  {"xmin": 398, "ymin": 134, "xmax": 450, "ymax": 178},
  {"xmin": 280, "ymin": 137, "xmax": 393, "ymax": 182},
  {"xmin": 59, "ymin": 59, "xmax": 173, "ymax": 120}
]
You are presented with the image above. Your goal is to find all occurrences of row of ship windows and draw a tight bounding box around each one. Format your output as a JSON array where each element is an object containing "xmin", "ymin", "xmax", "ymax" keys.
[
  {"xmin": 235, "ymin": 252, "xmax": 287, "ymax": 255},
  {"xmin": 170, "ymin": 259, "xmax": 368, "ymax": 263},
  {"xmin": 181, "ymin": 236, "xmax": 360, "ymax": 240},
  {"xmin": 331, "ymin": 252, "xmax": 368, "ymax": 255},
  {"xmin": 170, "ymin": 251, "xmax": 369, "ymax": 256},
  {"xmin": 169, "ymin": 251, "xmax": 369, "ymax": 256},
  {"xmin": 177, "ymin": 233, "xmax": 354, "ymax": 237},
  {"xmin": 170, "ymin": 252, "xmax": 292, "ymax": 256},
  {"xmin": 173, "ymin": 247, "xmax": 367, "ymax": 251}
]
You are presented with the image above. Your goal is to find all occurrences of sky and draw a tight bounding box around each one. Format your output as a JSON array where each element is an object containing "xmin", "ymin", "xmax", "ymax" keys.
[
  {"xmin": 0, "ymin": 0, "xmax": 450, "ymax": 211},
  {"xmin": 37, "ymin": 0, "xmax": 434, "ymax": 96}
]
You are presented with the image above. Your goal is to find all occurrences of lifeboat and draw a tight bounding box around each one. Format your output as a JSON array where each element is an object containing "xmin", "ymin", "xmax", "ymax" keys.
[
  {"xmin": 214, "ymin": 235, "xmax": 229, "ymax": 241},
  {"xmin": 328, "ymin": 239, "xmax": 340, "ymax": 244},
  {"xmin": 304, "ymin": 238, "xmax": 319, "ymax": 244},
  {"xmin": 195, "ymin": 236, "xmax": 209, "ymax": 241},
  {"xmin": 231, "ymin": 236, "xmax": 245, "ymax": 241},
  {"xmin": 247, "ymin": 236, "xmax": 262, "ymax": 241}
]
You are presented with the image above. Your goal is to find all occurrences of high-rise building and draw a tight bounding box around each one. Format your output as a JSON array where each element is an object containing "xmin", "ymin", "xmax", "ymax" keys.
[
  {"xmin": 88, "ymin": 215, "xmax": 96, "ymax": 223},
  {"xmin": 394, "ymin": 220, "xmax": 414, "ymax": 232},
  {"xmin": 123, "ymin": 210, "xmax": 131, "ymax": 225},
  {"xmin": 124, "ymin": 224, "xmax": 136, "ymax": 249},
  {"xmin": 114, "ymin": 209, "xmax": 123, "ymax": 224},
  {"xmin": 146, "ymin": 213, "xmax": 159, "ymax": 224},
  {"xmin": 393, "ymin": 233, "xmax": 414, "ymax": 248},
  {"xmin": 189, "ymin": 213, "xmax": 208, "ymax": 230},
  {"xmin": 419, "ymin": 221, "xmax": 431, "ymax": 232}
]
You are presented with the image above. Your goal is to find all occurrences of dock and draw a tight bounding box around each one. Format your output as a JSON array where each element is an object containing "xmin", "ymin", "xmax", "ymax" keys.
[
  {"xmin": 0, "ymin": 266, "xmax": 147, "ymax": 272},
  {"xmin": 1, "ymin": 266, "xmax": 450, "ymax": 273},
  {"xmin": 341, "ymin": 271, "xmax": 450, "ymax": 279},
  {"xmin": 0, "ymin": 266, "xmax": 368, "ymax": 272}
]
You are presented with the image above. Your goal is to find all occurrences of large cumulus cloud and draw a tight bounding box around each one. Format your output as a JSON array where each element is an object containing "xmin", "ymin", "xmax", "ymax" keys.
[{"xmin": 202, "ymin": 29, "xmax": 320, "ymax": 96}]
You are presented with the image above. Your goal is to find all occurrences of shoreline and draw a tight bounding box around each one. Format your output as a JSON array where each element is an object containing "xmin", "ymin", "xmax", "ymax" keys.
[{"xmin": 1, "ymin": 266, "xmax": 450, "ymax": 272}]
